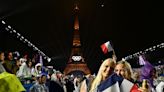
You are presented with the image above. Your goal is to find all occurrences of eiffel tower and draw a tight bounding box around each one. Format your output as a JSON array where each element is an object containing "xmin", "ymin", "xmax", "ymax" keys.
[{"xmin": 63, "ymin": 4, "xmax": 91, "ymax": 76}]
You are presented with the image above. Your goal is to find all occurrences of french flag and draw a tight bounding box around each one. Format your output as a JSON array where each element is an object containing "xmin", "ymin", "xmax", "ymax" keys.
[
  {"xmin": 101, "ymin": 41, "xmax": 113, "ymax": 54},
  {"xmin": 98, "ymin": 73, "xmax": 140, "ymax": 92}
]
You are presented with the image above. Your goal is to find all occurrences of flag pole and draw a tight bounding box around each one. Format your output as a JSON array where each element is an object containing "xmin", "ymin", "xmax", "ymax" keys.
[
  {"xmin": 109, "ymin": 41, "xmax": 117, "ymax": 62},
  {"xmin": 112, "ymin": 49, "xmax": 117, "ymax": 63}
]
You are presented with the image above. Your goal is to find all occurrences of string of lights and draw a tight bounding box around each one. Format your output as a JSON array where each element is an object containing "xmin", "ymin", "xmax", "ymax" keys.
[
  {"xmin": 123, "ymin": 42, "xmax": 164, "ymax": 60},
  {"xmin": 1, "ymin": 20, "xmax": 51, "ymax": 62}
]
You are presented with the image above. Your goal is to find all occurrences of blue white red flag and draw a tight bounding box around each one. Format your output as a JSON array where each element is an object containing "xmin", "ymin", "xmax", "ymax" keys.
[
  {"xmin": 98, "ymin": 73, "xmax": 140, "ymax": 92},
  {"xmin": 101, "ymin": 41, "xmax": 113, "ymax": 54}
]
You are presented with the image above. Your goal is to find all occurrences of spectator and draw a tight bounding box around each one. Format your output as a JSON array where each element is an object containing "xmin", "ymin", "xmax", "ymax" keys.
[
  {"xmin": 13, "ymin": 58, "xmax": 22, "ymax": 74},
  {"xmin": 32, "ymin": 63, "xmax": 42, "ymax": 77},
  {"xmin": 4, "ymin": 52, "xmax": 14, "ymax": 73},
  {"xmin": 114, "ymin": 60, "xmax": 133, "ymax": 81},
  {"xmin": 0, "ymin": 51, "xmax": 5, "ymax": 64},
  {"xmin": 30, "ymin": 73, "xmax": 49, "ymax": 92},
  {"xmin": 49, "ymin": 73, "xmax": 64, "ymax": 92},
  {"xmin": 17, "ymin": 59, "xmax": 34, "ymax": 79},
  {"xmin": 89, "ymin": 58, "xmax": 116, "ymax": 92}
]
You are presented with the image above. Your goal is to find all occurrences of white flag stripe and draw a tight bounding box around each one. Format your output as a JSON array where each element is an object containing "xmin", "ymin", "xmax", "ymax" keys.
[
  {"xmin": 120, "ymin": 79, "xmax": 134, "ymax": 92},
  {"xmin": 106, "ymin": 41, "xmax": 113, "ymax": 52},
  {"xmin": 105, "ymin": 41, "xmax": 110, "ymax": 47},
  {"xmin": 102, "ymin": 82, "xmax": 120, "ymax": 92},
  {"xmin": 156, "ymin": 81, "xmax": 164, "ymax": 92}
]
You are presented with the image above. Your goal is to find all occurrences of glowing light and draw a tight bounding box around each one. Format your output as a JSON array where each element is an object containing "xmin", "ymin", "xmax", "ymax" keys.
[
  {"xmin": 47, "ymin": 58, "xmax": 51, "ymax": 62},
  {"xmin": 72, "ymin": 56, "xmax": 82, "ymax": 61},
  {"xmin": 17, "ymin": 33, "xmax": 21, "ymax": 36},
  {"xmin": 43, "ymin": 56, "xmax": 47, "ymax": 59},
  {"xmin": 5, "ymin": 27, "xmax": 9, "ymax": 31},
  {"xmin": 101, "ymin": 4, "xmax": 104, "ymax": 7},
  {"xmin": 7, "ymin": 25, "xmax": 11, "ymax": 29},
  {"xmin": 9, "ymin": 31, "xmax": 12, "ymax": 33},
  {"xmin": 20, "ymin": 36, "xmax": 24, "ymax": 40},
  {"xmin": 2, "ymin": 20, "xmax": 5, "ymax": 24},
  {"xmin": 1, "ymin": 20, "xmax": 62, "ymax": 63},
  {"xmin": 13, "ymin": 30, "xmax": 16, "ymax": 33},
  {"xmin": 123, "ymin": 42, "xmax": 164, "ymax": 60}
]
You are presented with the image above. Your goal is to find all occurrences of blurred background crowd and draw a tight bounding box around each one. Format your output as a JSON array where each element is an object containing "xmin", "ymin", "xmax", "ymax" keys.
[{"xmin": 0, "ymin": 50, "xmax": 163, "ymax": 92}]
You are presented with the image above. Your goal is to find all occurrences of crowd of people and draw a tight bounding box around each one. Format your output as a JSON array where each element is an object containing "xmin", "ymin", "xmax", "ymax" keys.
[{"xmin": 0, "ymin": 51, "xmax": 164, "ymax": 92}]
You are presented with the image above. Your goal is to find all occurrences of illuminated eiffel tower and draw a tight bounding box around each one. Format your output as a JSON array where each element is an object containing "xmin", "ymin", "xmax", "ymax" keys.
[{"xmin": 64, "ymin": 4, "xmax": 91, "ymax": 76}]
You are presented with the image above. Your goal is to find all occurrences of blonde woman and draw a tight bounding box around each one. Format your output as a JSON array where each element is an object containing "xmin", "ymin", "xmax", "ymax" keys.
[
  {"xmin": 115, "ymin": 60, "xmax": 153, "ymax": 92},
  {"xmin": 114, "ymin": 60, "xmax": 133, "ymax": 81},
  {"xmin": 89, "ymin": 58, "xmax": 116, "ymax": 92}
]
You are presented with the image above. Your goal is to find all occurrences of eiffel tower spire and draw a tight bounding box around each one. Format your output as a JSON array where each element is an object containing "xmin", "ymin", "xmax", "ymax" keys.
[
  {"xmin": 64, "ymin": 3, "xmax": 91, "ymax": 75},
  {"xmin": 73, "ymin": 3, "xmax": 81, "ymax": 47},
  {"xmin": 69, "ymin": 3, "xmax": 82, "ymax": 62}
]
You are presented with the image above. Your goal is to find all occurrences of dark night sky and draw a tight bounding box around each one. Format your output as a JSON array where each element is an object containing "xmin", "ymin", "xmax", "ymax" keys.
[{"xmin": 0, "ymin": 0, "xmax": 164, "ymax": 73}]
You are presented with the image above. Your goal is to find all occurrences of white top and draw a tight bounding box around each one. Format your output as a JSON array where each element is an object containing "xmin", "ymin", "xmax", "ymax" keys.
[{"xmin": 156, "ymin": 81, "xmax": 164, "ymax": 92}]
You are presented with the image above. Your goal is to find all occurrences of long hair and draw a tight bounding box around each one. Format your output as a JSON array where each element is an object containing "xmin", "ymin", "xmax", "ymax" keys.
[
  {"xmin": 116, "ymin": 60, "xmax": 133, "ymax": 80},
  {"xmin": 89, "ymin": 58, "xmax": 115, "ymax": 92}
]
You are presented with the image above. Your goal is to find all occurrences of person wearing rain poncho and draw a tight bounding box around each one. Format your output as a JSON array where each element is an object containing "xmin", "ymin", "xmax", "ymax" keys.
[
  {"xmin": 0, "ymin": 63, "xmax": 26, "ymax": 92},
  {"xmin": 30, "ymin": 73, "xmax": 49, "ymax": 92},
  {"xmin": 16, "ymin": 59, "xmax": 34, "ymax": 79},
  {"xmin": 31, "ymin": 63, "xmax": 43, "ymax": 77}
]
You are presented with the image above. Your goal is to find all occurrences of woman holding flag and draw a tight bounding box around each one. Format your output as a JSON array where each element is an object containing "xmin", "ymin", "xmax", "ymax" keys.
[
  {"xmin": 114, "ymin": 60, "xmax": 152, "ymax": 92},
  {"xmin": 114, "ymin": 60, "xmax": 134, "ymax": 82},
  {"xmin": 89, "ymin": 58, "xmax": 116, "ymax": 92},
  {"xmin": 89, "ymin": 40, "xmax": 151, "ymax": 92},
  {"xmin": 80, "ymin": 58, "xmax": 116, "ymax": 92}
]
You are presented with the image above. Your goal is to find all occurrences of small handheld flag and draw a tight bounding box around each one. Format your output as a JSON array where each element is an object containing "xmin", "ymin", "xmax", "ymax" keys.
[{"xmin": 101, "ymin": 41, "xmax": 113, "ymax": 54}]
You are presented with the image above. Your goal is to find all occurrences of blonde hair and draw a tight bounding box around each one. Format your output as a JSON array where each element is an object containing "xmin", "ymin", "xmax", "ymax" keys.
[
  {"xmin": 89, "ymin": 58, "xmax": 115, "ymax": 92},
  {"xmin": 116, "ymin": 60, "xmax": 133, "ymax": 80}
]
